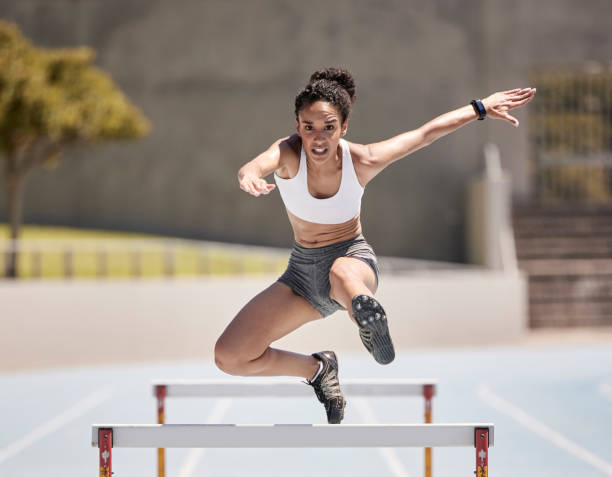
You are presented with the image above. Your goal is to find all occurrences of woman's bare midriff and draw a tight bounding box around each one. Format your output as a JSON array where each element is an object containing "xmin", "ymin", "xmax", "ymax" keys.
[{"xmin": 286, "ymin": 210, "xmax": 362, "ymax": 247}]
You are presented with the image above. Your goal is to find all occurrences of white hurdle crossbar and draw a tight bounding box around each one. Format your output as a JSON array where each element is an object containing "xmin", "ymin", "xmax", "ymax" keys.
[
  {"xmin": 152, "ymin": 379, "xmax": 437, "ymax": 477},
  {"xmin": 152, "ymin": 378, "xmax": 437, "ymax": 398},
  {"xmin": 92, "ymin": 423, "xmax": 494, "ymax": 475}
]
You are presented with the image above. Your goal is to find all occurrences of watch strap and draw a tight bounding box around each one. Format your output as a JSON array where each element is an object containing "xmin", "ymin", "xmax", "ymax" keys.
[{"xmin": 471, "ymin": 99, "xmax": 486, "ymax": 120}]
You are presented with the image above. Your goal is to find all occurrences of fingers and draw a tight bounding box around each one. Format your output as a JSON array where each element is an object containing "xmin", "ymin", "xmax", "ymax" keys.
[
  {"xmin": 241, "ymin": 185, "xmax": 259, "ymax": 196},
  {"xmin": 508, "ymin": 87, "xmax": 536, "ymax": 102},
  {"xmin": 503, "ymin": 88, "xmax": 535, "ymax": 114},
  {"xmin": 510, "ymin": 94, "xmax": 535, "ymax": 108},
  {"xmin": 502, "ymin": 87, "xmax": 535, "ymax": 99},
  {"xmin": 260, "ymin": 183, "xmax": 276, "ymax": 195},
  {"xmin": 494, "ymin": 111, "xmax": 520, "ymax": 127},
  {"xmin": 497, "ymin": 107, "xmax": 523, "ymax": 126},
  {"xmin": 487, "ymin": 87, "xmax": 535, "ymax": 127},
  {"xmin": 254, "ymin": 179, "xmax": 275, "ymax": 195},
  {"xmin": 239, "ymin": 177, "xmax": 276, "ymax": 197}
]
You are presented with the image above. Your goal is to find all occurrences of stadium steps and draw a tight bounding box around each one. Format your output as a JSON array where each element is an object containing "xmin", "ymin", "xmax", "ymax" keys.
[{"xmin": 513, "ymin": 204, "xmax": 612, "ymax": 327}]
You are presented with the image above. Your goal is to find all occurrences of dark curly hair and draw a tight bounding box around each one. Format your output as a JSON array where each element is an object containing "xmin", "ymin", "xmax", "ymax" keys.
[{"xmin": 294, "ymin": 67, "xmax": 357, "ymax": 123}]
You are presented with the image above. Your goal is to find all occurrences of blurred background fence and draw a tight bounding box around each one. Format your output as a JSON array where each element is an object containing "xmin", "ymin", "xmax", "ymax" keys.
[
  {"xmin": 0, "ymin": 237, "xmax": 289, "ymax": 279},
  {"xmin": 530, "ymin": 62, "xmax": 612, "ymax": 203}
]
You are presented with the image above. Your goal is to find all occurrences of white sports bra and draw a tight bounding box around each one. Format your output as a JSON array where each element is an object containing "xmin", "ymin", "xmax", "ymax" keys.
[{"xmin": 273, "ymin": 139, "xmax": 364, "ymax": 224}]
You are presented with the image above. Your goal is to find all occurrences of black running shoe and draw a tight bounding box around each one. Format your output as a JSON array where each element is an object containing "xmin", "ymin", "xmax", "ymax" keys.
[
  {"xmin": 306, "ymin": 351, "xmax": 346, "ymax": 424},
  {"xmin": 352, "ymin": 295, "xmax": 395, "ymax": 365}
]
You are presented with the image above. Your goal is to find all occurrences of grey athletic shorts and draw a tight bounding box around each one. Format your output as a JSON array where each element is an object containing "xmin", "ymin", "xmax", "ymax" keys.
[{"xmin": 278, "ymin": 234, "xmax": 379, "ymax": 317}]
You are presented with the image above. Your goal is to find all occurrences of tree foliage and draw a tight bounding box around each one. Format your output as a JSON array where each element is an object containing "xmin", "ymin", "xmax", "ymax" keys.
[{"xmin": 0, "ymin": 20, "xmax": 151, "ymax": 164}]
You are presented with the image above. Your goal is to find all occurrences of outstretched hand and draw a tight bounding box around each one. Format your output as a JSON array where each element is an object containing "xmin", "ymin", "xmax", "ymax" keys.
[
  {"xmin": 482, "ymin": 87, "xmax": 536, "ymax": 127},
  {"xmin": 239, "ymin": 173, "xmax": 276, "ymax": 197}
]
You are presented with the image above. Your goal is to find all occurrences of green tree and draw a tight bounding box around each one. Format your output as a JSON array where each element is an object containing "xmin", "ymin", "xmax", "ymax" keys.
[{"xmin": 0, "ymin": 21, "xmax": 151, "ymax": 278}]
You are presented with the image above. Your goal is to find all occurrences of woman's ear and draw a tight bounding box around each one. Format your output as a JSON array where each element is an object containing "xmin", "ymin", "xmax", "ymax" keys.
[
  {"xmin": 341, "ymin": 119, "xmax": 349, "ymax": 137},
  {"xmin": 296, "ymin": 118, "xmax": 301, "ymax": 136}
]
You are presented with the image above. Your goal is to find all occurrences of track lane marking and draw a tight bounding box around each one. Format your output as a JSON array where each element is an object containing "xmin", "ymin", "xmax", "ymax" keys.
[
  {"xmin": 0, "ymin": 385, "xmax": 115, "ymax": 465},
  {"xmin": 478, "ymin": 384, "xmax": 612, "ymax": 476},
  {"xmin": 177, "ymin": 398, "xmax": 232, "ymax": 477},
  {"xmin": 352, "ymin": 398, "xmax": 413, "ymax": 477},
  {"xmin": 599, "ymin": 382, "xmax": 612, "ymax": 401}
]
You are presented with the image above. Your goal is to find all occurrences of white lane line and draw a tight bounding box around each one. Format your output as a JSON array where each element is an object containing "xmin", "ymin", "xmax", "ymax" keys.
[
  {"xmin": 599, "ymin": 382, "xmax": 612, "ymax": 401},
  {"xmin": 352, "ymin": 398, "xmax": 412, "ymax": 477},
  {"xmin": 0, "ymin": 385, "xmax": 115, "ymax": 465},
  {"xmin": 177, "ymin": 398, "xmax": 232, "ymax": 477},
  {"xmin": 478, "ymin": 384, "xmax": 612, "ymax": 476}
]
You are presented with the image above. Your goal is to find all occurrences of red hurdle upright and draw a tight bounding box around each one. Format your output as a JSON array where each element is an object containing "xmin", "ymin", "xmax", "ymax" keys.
[
  {"xmin": 475, "ymin": 427, "xmax": 490, "ymax": 477},
  {"xmin": 97, "ymin": 428, "xmax": 112, "ymax": 477}
]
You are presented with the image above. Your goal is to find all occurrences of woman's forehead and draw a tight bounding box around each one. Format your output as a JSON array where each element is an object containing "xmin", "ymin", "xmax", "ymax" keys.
[{"xmin": 298, "ymin": 101, "xmax": 341, "ymax": 121}]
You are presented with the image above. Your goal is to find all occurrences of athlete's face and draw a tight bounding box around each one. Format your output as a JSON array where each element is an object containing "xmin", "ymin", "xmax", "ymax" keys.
[{"xmin": 296, "ymin": 101, "xmax": 348, "ymax": 163}]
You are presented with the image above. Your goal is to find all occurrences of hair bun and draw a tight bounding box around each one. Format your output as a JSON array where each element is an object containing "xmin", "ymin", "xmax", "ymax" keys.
[{"xmin": 309, "ymin": 67, "xmax": 356, "ymax": 104}]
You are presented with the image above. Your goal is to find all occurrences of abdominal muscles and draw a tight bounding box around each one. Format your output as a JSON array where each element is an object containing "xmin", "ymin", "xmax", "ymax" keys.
[{"xmin": 286, "ymin": 210, "xmax": 362, "ymax": 247}]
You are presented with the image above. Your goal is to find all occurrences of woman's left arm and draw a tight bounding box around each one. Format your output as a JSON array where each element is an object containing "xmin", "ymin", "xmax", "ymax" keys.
[{"xmin": 359, "ymin": 87, "xmax": 536, "ymax": 183}]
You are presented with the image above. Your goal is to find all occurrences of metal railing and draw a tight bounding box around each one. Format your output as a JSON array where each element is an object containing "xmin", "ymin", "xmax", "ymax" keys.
[{"xmin": 530, "ymin": 62, "xmax": 612, "ymax": 203}]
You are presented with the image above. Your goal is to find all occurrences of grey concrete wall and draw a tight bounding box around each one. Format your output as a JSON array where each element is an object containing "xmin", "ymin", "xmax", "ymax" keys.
[
  {"xmin": 0, "ymin": 271, "xmax": 527, "ymax": 371},
  {"xmin": 0, "ymin": 0, "xmax": 611, "ymax": 261}
]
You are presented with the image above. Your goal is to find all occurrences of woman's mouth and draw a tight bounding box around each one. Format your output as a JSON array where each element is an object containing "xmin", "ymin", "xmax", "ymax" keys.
[{"xmin": 311, "ymin": 147, "xmax": 328, "ymax": 156}]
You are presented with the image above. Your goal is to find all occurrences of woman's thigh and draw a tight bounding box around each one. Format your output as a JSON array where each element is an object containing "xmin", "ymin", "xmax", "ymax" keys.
[
  {"xmin": 215, "ymin": 281, "xmax": 322, "ymax": 361},
  {"xmin": 328, "ymin": 256, "xmax": 378, "ymax": 310}
]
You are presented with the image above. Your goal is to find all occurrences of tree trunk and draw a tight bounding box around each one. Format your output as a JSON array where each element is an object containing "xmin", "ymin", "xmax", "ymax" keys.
[{"xmin": 3, "ymin": 155, "xmax": 24, "ymax": 279}]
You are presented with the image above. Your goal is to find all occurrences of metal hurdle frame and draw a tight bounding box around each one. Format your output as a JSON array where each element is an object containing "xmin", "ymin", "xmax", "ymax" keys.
[
  {"xmin": 152, "ymin": 379, "xmax": 436, "ymax": 477},
  {"xmin": 92, "ymin": 423, "xmax": 494, "ymax": 477}
]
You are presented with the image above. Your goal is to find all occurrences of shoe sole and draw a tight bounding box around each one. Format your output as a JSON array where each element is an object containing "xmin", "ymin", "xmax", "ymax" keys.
[{"xmin": 352, "ymin": 295, "xmax": 395, "ymax": 365}]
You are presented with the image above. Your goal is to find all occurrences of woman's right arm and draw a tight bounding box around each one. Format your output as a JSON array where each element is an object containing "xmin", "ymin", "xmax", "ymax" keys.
[{"xmin": 238, "ymin": 134, "xmax": 298, "ymax": 197}]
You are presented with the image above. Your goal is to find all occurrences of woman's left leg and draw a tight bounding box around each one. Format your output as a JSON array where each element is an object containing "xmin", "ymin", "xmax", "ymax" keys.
[
  {"xmin": 328, "ymin": 256, "xmax": 378, "ymax": 321},
  {"xmin": 329, "ymin": 257, "xmax": 395, "ymax": 364}
]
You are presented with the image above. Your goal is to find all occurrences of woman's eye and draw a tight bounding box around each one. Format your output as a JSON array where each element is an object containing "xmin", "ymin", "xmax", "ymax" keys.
[
  {"xmin": 325, "ymin": 125, "xmax": 335, "ymax": 130},
  {"xmin": 304, "ymin": 125, "xmax": 312, "ymax": 130}
]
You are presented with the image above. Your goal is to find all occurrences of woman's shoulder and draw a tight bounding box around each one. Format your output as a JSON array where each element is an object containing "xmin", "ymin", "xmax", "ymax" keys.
[
  {"xmin": 344, "ymin": 139, "xmax": 371, "ymax": 165},
  {"xmin": 276, "ymin": 134, "xmax": 301, "ymax": 179},
  {"xmin": 280, "ymin": 134, "xmax": 302, "ymax": 157},
  {"xmin": 344, "ymin": 139, "xmax": 377, "ymax": 187}
]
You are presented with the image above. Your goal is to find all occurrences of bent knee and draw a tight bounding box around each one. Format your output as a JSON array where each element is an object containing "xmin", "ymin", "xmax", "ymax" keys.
[
  {"xmin": 214, "ymin": 337, "xmax": 261, "ymax": 376},
  {"xmin": 329, "ymin": 261, "xmax": 356, "ymax": 289},
  {"xmin": 214, "ymin": 338, "xmax": 241, "ymax": 375}
]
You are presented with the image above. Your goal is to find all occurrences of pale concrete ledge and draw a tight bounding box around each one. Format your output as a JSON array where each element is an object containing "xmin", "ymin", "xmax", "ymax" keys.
[{"xmin": 0, "ymin": 271, "xmax": 527, "ymax": 372}]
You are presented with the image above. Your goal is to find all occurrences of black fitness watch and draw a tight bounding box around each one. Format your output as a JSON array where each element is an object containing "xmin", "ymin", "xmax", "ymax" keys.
[{"xmin": 471, "ymin": 99, "xmax": 486, "ymax": 120}]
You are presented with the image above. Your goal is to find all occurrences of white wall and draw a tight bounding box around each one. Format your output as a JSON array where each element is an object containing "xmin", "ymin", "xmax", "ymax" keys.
[{"xmin": 0, "ymin": 271, "xmax": 527, "ymax": 372}]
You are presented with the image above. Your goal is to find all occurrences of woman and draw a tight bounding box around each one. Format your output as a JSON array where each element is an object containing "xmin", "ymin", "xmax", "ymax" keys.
[{"xmin": 215, "ymin": 67, "xmax": 535, "ymax": 424}]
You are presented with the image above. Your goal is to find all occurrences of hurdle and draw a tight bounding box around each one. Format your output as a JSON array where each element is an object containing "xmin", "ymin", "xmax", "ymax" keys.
[
  {"xmin": 92, "ymin": 423, "xmax": 494, "ymax": 476},
  {"xmin": 153, "ymin": 379, "xmax": 436, "ymax": 477}
]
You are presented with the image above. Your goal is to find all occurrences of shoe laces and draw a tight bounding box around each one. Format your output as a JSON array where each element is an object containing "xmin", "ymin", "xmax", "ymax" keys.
[
  {"xmin": 318, "ymin": 367, "xmax": 343, "ymax": 401},
  {"xmin": 308, "ymin": 366, "xmax": 343, "ymax": 405}
]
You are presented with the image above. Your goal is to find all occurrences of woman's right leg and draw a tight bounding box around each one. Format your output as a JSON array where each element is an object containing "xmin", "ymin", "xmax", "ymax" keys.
[{"xmin": 214, "ymin": 281, "xmax": 323, "ymax": 380}]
